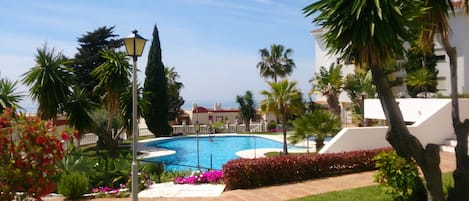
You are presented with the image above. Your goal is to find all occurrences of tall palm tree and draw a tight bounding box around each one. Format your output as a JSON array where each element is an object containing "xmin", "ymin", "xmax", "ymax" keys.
[
  {"xmin": 91, "ymin": 49, "xmax": 131, "ymax": 133},
  {"xmin": 289, "ymin": 109, "xmax": 341, "ymax": 153},
  {"xmin": 0, "ymin": 77, "xmax": 24, "ymax": 113},
  {"xmin": 405, "ymin": 68, "xmax": 437, "ymax": 98},
  {"xmin": 310, "ymin": 63, "xmax": 343, "ymax": 117},
  {"xmin": 91, "ymin": 48, "xmax": 131, "ymax": 156},
  {"xmin": 260, "ymin": 80, "xmax": 303, "ymax": 154},
  {"xmin": 417, "ymin": 1, "xmax": 469, "ymax": 199},
  {"xmin": 22, "ymin": 44, "xmax": 73, "ymax": 122},
  {"xmin": 304, "ymin": 1, "xmax": 445, "ymax": 200},
  {"xmin": 236, "ymin": 90, "xmax": 256, "ymax": 132},
  {"xmin": 257, "ymin": 44, "xmax": 295, "ymax": 82}
]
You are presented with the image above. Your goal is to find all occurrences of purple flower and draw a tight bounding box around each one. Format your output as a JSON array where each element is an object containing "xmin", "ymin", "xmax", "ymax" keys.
[{"xmin": 174, "ymin": 170, "xmax": 224, "ymax": 185}]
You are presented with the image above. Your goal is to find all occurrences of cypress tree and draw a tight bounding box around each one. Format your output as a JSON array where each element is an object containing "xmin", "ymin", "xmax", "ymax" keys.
[{"xmin": 143, "ymin": 25, "xmax": 171, "ymax": 137}]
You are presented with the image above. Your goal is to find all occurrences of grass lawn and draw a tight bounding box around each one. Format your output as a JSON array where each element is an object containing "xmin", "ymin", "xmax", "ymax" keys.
[
  {"xmin": 290, "ymin": 172, "xmax": 454, "ymax": 201},
  {"xmin": 291, "ymin": 185, "xmax": 391, "ymax": 201}
]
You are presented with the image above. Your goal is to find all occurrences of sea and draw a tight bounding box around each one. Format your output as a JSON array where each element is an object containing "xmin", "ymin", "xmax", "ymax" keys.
[{"xmin": 20, "ymin": 100, "xmax": 240, "ymax": 115}]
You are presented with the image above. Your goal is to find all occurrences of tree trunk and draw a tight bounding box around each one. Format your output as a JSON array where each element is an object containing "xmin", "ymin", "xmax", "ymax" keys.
[
  {"xmin": 103, "ymin": 130, "xmax": 119, "ymax": 158},
  {"xmin": 327, "ymin": 94, "xmax": 341, "ymax": 118},
  {"xmin": 281, "ymin": 106, "xmax": 288, "ymax": 155},
  {"xmin": 315, "ymin": 138, "xmax": 324, "ymax": 152},
  {"xmin": 370, "ymin": 65, "xmax": 444, "ymax": 201},
  {"xmin": 245, "ymin": 120, "xmax": 250, "ymax": 132},
  {"xmin": 444, "ymin": 45, "xmax": 469, "ymax": 201}
]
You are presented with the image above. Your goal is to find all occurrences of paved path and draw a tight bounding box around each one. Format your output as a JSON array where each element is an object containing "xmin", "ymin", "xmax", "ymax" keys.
[{"xmin": 45, "ymin": 152, "xmax": 456, "ymax": 201}]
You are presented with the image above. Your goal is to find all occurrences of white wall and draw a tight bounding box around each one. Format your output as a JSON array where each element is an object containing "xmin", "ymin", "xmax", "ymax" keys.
[
  {"xmin": 320, "ymin": 99, "xmax": 469, "ymax": 153},
  {"xmin": 364, "ymin": 98, "xmax": 450, "ymax": 122}
]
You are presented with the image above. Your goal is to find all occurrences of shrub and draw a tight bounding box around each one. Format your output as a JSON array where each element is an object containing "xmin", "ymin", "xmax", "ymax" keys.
[
  {"xmin": 211, "ymin": 121, "xmax": 225, "ymax": 133},
  {"xmin": 373, "ymin": 150, "xmax": 426, "ymax": 201},
  {"xmin": 58, "ymin": 171, "xmax": 89, "ymax": 200},
  {"xmin": 267, "ymin": 121, "xmax": 277, "ymax": 131},
  {"xmin": 88, "ymin": 153, "xmax": 131, "ymax": 189},
  {"xmin": 223, "ymin": 148, "xmax": 390, "ymax": 190},
  {"xmin": 141, "ymin": 162, "xmax": 165, "ymax": 184},
  {"xmin": 0, "ymin": 108, "xmax": 71, "ymax": 201}
]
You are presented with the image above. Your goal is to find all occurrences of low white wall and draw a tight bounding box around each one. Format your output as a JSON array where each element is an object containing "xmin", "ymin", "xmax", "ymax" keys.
[
  {"xmin": 319, "ymin": 127, "xmax": 391, "ymax": 153},
  {"xmin": 364, "ymin": 98, "xmax": 451, "ymax": 122},
  {"xmin": 320, "ymin": 99, "xmax": 469, "ymax": 153}
]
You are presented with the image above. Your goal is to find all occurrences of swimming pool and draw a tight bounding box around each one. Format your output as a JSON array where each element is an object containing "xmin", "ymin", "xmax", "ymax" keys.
[{"xmin": 143, "ymin": 135, "xmax": 299, "ymax": 171}]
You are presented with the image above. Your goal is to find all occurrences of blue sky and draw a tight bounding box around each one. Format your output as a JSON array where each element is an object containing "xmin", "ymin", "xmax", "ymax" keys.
[{"xmin": 0, "ymin": 0, "xmax": 318, "ymax": 111}]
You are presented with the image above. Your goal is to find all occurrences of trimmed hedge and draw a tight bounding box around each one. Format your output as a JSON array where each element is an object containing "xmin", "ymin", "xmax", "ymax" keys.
[{"xmin": 223, "ymin": 148, "xmax": 391, "ymax": 190}]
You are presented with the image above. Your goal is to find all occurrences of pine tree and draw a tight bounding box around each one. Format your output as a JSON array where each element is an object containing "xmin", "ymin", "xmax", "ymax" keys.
[
  {"xmin": 143, "ymin": 25, "xmax": 170, "ymax": 136},
  {"xmin": 71, "ymin": 26, "xmax": 120, "ymax": 101}
]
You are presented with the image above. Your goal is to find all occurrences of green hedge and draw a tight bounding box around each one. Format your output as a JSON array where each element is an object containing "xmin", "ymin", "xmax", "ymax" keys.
[{"xmin": 223, "ymin": 148, "xmax": 391, "ymax": 190}]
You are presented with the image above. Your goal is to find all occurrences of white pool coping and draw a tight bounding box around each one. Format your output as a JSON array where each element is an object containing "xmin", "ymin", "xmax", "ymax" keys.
[
  {"xmin": 139, "ymin": 182, "xmax": 226, "ymax": 198},
  {"xmin": 137, "ymin": 133, "xmax": 315, "ymax": 160}
]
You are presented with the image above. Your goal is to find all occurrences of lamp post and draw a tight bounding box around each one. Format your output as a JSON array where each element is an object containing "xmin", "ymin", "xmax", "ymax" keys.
[
  {"xmin": 360, "ymin": 92, "xmax": 366, "ymax": 127},
  {"xmin": 194, "ymin": 120, "xmax": 201, "ymax": 171},
  {"xmin": 123, "ymin": 30, "xmax": 147, "ymax": 201}
]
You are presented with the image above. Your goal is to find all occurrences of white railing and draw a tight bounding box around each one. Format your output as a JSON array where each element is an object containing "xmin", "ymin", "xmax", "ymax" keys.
[
  {"xmin": 79, "ymin": 133, "xmax": 98, "ymax": 146},
  {"xmin": 74, "ymin": 123, "xmax": 269, "ymax": 146},
  {"xmin": 172, "ymin": 123, "xmax": 266, "ymax": 134}
]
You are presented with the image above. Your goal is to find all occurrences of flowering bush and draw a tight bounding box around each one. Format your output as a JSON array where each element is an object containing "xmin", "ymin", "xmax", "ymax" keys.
[
  {"xmin": 0, "ymin": 108, "xmax": 70, "ymax": 201},
  {"xmin": 223, "ymin": 148, "xmax": 392, "ymax": 190},
  {"xmin": 91, "ymin": 186, "xmax": 122, "ymax": 194},
  {"xmin": 174, "ymin": 170, "xmax": 223, "ymax": 185},
  {"xmin": 91, "ymin": 185, "xmax": 128, "ymax": 198}
]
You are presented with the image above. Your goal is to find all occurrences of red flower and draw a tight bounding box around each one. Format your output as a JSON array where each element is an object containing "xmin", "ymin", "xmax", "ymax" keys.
[
  {"xmin": 35, "ymin": 136, "xmax": 46, "ymax": 145},
  {"xmin": 73, "ymin": 130, "xmax": 80, "ymax": 140},
  {"xmin": 61, "ymin": 132, "xmax": 71, "ymax": 141},
  {"xmin": 45, "ymin": 121, "xmax": 53, "ymax": 130},
  {"xmin": 5, "ymin": 108, "xmax": 12, "ymax": 116}
]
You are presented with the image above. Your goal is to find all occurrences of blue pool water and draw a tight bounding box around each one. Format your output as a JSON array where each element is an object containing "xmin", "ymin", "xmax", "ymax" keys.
[{"xmin": 143, "ymin": 135, "xmax": 299, "ymax": 171}]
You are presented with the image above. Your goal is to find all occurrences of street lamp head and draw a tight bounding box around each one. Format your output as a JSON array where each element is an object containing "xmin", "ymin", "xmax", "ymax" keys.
[{"xmin": 123, "ymin": 30, "xmax": 148, "ymax": 58}]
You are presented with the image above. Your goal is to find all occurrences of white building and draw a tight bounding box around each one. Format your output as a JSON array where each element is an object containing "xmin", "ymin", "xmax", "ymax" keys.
[{"xmin": 312, "ymin": 3, "xmax": 469, "ymax": 100}]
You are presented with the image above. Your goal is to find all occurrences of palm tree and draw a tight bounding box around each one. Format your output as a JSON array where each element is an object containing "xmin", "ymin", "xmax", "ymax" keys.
[
  {"xmin": 260, "ymin": 80, "xmax": 303, "ymax": 154},
  {"xmin": 310, "ymin": 63, "xmax": 343, "ymax": 117},
  {"xmin": 304, "ymin": 1, "xmax": 445, "ymax": 200},
  {"xmin": 0, "ymin": 77, "xmax": 24, "ymax": 113},
  {"xmin": 236, "ymin": 90, "xmax": 256, "ymax": 132},
  {"xmin": 417, "ymin": 1, "xmax": 469, "ymax": 199},
  {"xmin": 406, "ymin": 68, "xmax": 437, "ymax": 98},
  {"xmin": 165, "ymin": 66, "xmax": 184, "ymax": 95},
  {"xmin": 91, "ymin": 49, "xmax": 131, "ymax": 133},
  {"xmin": 165, "ymin": 66, "xmax": 185, "ymax": 122},
  {"xmin": 289, "ymin": 109, "xmax": 341, "ymax": 153},
  {"xmin": 63, "ymin": 87, "xmax": 98, "ymax": 143},
  {"xmin": 344, "ymin": 70, "xmax": 375, "ymax": 126},
  {"xmin": 22, "ymin": 44, "xmax": 73, "ymax": 122},
  {"xmin": 257, "ymin": 44, "xmax": 295, "ymax": 82},
  {"xmin": 91, "ymin": 48, "xmax": 131, "ymax": 156},
  {"xmin": 120, "ymin": 83, "xmax": 145, "ymax": 138}
]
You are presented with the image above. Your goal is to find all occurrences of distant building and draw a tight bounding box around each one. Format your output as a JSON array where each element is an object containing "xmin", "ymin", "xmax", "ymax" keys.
[{"xmin": 183, "ymin": 102, "xmax": 275, "ymax": 125}]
